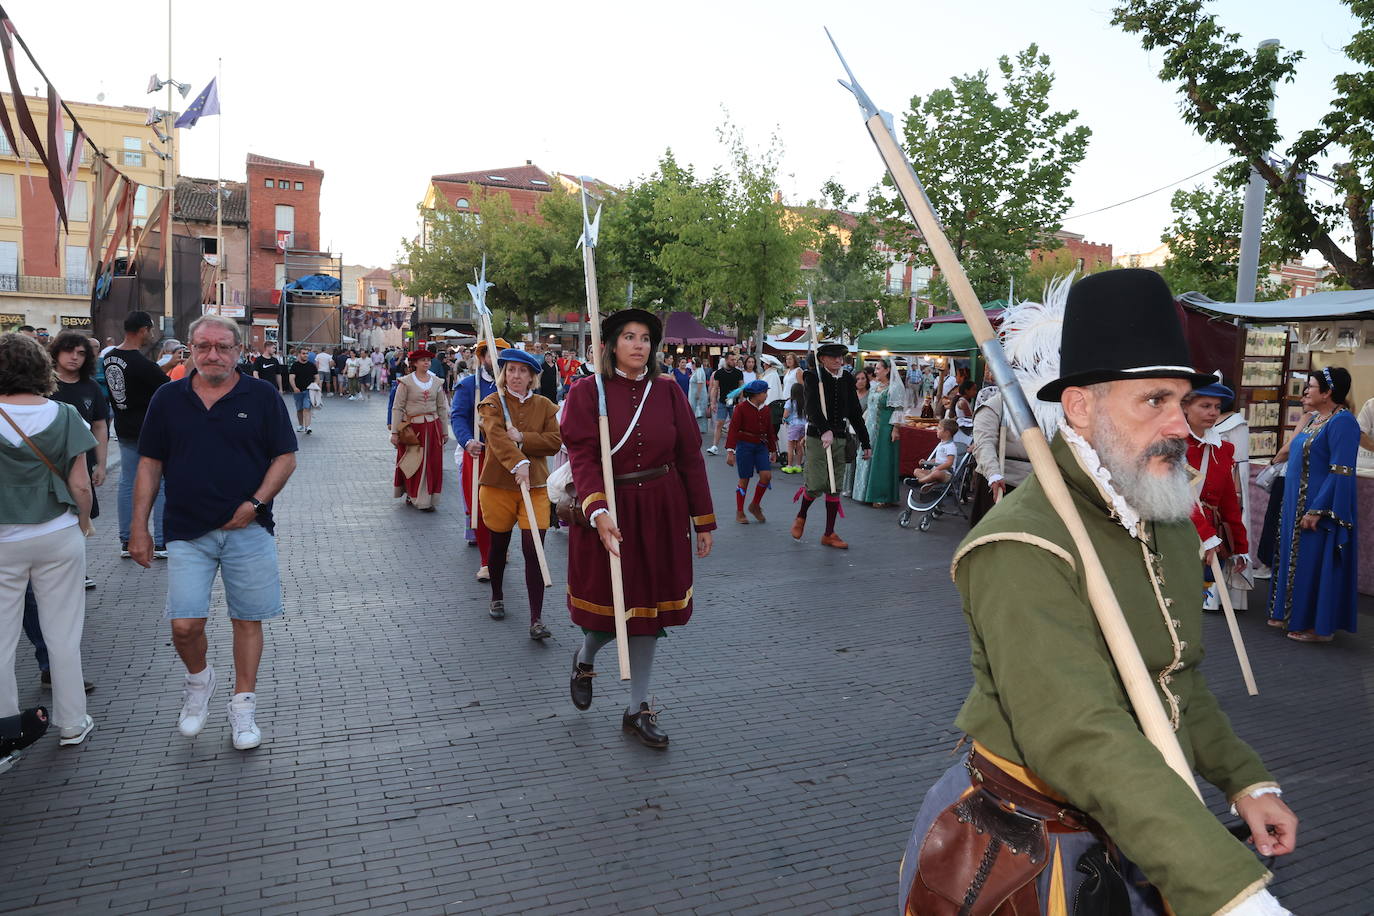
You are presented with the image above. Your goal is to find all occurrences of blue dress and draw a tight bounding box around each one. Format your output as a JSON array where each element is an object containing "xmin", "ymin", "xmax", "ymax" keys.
[{"xmin": 1268, "ymin": 409, "xmax": 1360, "ymax": 635}]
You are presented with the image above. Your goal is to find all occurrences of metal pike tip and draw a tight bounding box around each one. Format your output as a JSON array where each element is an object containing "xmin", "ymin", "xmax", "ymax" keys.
[{"xmin": 824, "ymin": 27, "xmax": 879, "ymax": 120}]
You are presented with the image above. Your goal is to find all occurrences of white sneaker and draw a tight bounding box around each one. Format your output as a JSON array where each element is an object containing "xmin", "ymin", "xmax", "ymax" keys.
[
  {"xmin": 227, "ymin": 694, "xmax": 261, "ymax": 750},
  {"xmin": 153, "ymin": 546, "xmax": 169, "ymax": 559},
  {"xmin": 706, "ymin": 445, "xmax": 719, "ymax": 455},
  {"xmin": 178, "ymin": 666, "xmax": 216, "ymax": 737},
  {"xmin": 58, "ymin": 715, "xmax": 94, "ymax": 746},
  {"xmin": 476, "ymin": 565, "xmax": 490, "ymax": 582},
  {"xmin": 305, "ymin": 426, "xmax": 313, "ymax": 435},
  {"xmin": 296, "ymin": 425, "xmax": 305, "ymax": 432}
]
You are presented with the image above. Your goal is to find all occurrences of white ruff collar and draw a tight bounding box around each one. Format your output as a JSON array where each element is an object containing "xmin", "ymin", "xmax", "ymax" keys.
[
  {"xmin": 615, "ymin": 368, "xmax": 649, "ymax": 380},
  {"xmin": 1058, "ymin": 421, "xmax": 1143, "ymax": 539},
  {"xmin": 1190, "ymin": 427, "xmax": 1223, "ymax": 447}
]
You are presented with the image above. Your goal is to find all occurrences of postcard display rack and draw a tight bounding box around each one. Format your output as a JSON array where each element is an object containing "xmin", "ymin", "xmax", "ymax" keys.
[{"xmin": 1238, "ymin": 326, "xmax": 1292, "ymax": 460}]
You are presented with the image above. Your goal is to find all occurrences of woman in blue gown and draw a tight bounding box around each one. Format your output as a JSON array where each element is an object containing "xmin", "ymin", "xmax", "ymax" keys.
[{"xmin": 1267, "ymin": 367, "xmax": 1360, "ymax": 641}]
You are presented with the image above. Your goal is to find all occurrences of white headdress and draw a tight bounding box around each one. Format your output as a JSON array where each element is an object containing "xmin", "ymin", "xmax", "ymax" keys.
[{"xmin": 997, "ymin": 273, "xmax": 1071, "ymax": 438}]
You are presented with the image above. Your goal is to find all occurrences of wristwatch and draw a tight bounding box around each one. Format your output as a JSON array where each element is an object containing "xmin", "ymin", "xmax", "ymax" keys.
[{"xmin": 248, "ymin": 497, "xmax": 268, "ymax": 515}]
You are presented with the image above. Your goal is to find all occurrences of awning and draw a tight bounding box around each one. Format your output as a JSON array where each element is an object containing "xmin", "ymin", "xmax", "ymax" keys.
[
  {"xmin": 663, "ymin": 311, "xmax": 736, "ymax": 345},
  {"xmin": 917, "ymin": 300, "xmax": 1007, "ymax": 330},
  {"xmin": 856, "ymin": 321, "xmax": 978, "ymax": 353},
  {"xmin": 1179, "ymin": 289, "xmax": 1374, "ymax": 321}
]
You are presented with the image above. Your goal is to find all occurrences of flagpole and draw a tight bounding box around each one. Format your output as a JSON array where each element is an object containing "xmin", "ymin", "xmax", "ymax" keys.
[
  {"xmin": 163, "ymin": 0, "xmax": 174, "ymax": 330},
  {"xmin": 215, "ymin": 56, "xmax": 222, "ymax": 315}
]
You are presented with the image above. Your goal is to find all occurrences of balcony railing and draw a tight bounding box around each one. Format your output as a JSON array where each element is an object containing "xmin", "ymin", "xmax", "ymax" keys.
[
  {"xmin": 0, "ymin": 136, "xmax": 89, "ymax": 167},
  {"xmin": 256, "ymin": 230, "xmax": 318, "ymax": 251},
  {"xmin": 418, "ymin": 301, "xmax": 473, "ymax": 323},
  {"xmin": 0, "ymin": 273, "xmax": 90, "ymax": 296}
]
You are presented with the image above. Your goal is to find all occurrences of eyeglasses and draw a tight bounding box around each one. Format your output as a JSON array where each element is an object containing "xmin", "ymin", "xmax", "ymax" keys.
[{"xmin": 191, "ymin": 343, "xmax": 240, "ymax": 355}]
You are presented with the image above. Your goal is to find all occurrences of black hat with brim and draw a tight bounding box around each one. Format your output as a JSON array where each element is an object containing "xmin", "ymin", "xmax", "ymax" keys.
[
  {"xmin": 816, "ymin": 342, "xmax": 848, "ymax": 358},
  {"xmin": 601, "ymin": 308, "xmax": 663, "ymax": 347},
  {"xmin": 1036, "ymin": 269, "xmax": 1214, "ymax": 402}
]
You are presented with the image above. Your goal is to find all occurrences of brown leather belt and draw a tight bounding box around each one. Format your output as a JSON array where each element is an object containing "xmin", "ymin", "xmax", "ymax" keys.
[
  {"xmin": 614, "ymin": 464, "xmax": 671, "ymax": 484},
  {"xmin": 967, "ymin": 748, "xmax": 1102, "ymax": 835}
]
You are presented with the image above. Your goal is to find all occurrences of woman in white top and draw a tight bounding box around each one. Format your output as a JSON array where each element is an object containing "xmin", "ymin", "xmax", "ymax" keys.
[
  {"xmin": 741, "ymin": 354, "xmax": 758, "ymax": 386},
  {"xmin": 0, "ymin": 333, "xmax": 96, "ymax": 750},
  {"xmin": 782, "ymin": 353, "xmax": 802, "ymax": 395}
]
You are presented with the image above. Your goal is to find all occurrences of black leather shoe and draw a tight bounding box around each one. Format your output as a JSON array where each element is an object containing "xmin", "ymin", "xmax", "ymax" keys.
[
  {"xmin": 622, "ymin": 703, "xmax": 669, "ymax": 748},
  {"xmin": 570, "ymin": 651, "xmax": 594, "ymax": 710}
]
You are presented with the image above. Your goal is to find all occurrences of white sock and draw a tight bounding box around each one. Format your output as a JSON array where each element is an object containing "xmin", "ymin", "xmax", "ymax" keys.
[
  {"xmin": 186, "ymin": 665, "xmax": 212, "ymax": 685},
  {"xmin": 231, "ymin": 691, "xmax": 255, "ymax": 705}
]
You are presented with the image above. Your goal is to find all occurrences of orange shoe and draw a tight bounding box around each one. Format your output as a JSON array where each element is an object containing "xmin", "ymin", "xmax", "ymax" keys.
[
  {"xmin": 735, "ymin": 511, "xmax": 750, "ymax": 524},
  {"xmin": 820, "ymin": 532, "xmax": 849, "ymax": 549},
  {"xmin": 748, "ymin": 504, "xmax": 766, "ymax": 523},
  {"xmin": 790, "ymin": 517, "xmax": 805, "ymax": 541}
]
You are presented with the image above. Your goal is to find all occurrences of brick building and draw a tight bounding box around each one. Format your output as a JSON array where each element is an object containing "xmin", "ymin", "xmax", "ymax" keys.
[
  {"xmin": 1034, "ymin": 229, "xmax": 1113, "ymax": 272},
  {"xmin": 244, "ymin": 154, "xmax": 339, "ymax": 349}
]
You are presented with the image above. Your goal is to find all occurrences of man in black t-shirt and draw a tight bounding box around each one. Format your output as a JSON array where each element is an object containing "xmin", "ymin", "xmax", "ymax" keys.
[
  {"xmin": 707, "ymin": 352, "xmax": 743, "ymax": 455},
  {"xmin": 252, "ymin": 344, "xmax": 284, "ymax": 392},
  {"xmin": 102, "ymin": 310, "xmax": 169, "ymax": 555},
  {"xmin": 287, "ymin": 348, "xmax": 317, "ymax": 434}
]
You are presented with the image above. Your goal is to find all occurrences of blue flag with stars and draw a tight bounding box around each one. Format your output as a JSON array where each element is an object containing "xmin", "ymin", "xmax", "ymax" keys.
[{"xmin": 174, "ymin": 78, "xmax": 220, "ymax": 129}]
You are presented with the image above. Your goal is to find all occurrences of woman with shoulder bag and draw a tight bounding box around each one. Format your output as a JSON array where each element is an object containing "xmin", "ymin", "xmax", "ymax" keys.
[
  {"xmin": 0, "ymin": 333, "xmax": 96, "ymax": 750},
  {"xmin": 561, "ymin": 309, "xmax": 715, "ymax": 748},
  {"xmin": 389, "ymin": 349, "xmax": 449, "ymax": 510}
]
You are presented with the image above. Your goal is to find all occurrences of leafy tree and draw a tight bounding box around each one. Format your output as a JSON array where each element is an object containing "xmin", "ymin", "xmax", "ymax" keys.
[
  {"xmin": 805, "ymin": 180, "xmax": 901, "ymax": 340},
  {"xmin": 1112, "ymin": 0, "xmax": 1374, "ymax": 288},
  {"xmin": 599, "ymin": 151, "xmax": 700, "ymax": 311},
  {"xmin": 1157, "ymin": 182, "xmax": 1289, "ymax": 301},
  {"xmin": 873, "ymin": 45, "xmax": 1091, "ymax": 310},
  {"xmin": 655, "ymin": 126, "xmax": 809, "ymax": 357}
]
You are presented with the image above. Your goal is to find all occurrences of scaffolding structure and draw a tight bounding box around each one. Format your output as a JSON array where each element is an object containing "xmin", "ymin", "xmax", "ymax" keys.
[{"xmin": 279, "ymin": 241, "xmax": 343, "ymax": 348}]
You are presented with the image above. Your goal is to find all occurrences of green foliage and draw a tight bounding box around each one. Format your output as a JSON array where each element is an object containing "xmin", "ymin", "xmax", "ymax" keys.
[
  {"xmin": 873, "ymin": 44, "xmax": 1091, "ymax": 309},
  {"xmin": 805, "ymin": 180, "xmax": 902, "ymax": 340},
  {"xmin": 1157, "ymin": 181, "xmax": 1289, "ymax": 301},
  {"xmin": 1113, "ymin": 0, "xmax": 1374, "ymax": 288}
]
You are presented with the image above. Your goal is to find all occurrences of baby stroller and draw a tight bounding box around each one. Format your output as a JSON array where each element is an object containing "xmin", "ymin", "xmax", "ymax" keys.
[{"xmin": 899, "ymin": 448, "xmax": 974, "ymax": 531}]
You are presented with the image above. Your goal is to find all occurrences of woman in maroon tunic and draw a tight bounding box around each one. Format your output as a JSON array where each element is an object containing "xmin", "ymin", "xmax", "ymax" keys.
[{"xmin": 563, "ymin": 309, "xmax": 716, "ymax": 747}]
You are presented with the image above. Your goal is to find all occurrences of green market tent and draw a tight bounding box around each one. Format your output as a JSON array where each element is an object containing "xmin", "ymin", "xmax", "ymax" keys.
[{"xmin": 855, "ymin": 320, "xmax": 978, "ymax": 353}]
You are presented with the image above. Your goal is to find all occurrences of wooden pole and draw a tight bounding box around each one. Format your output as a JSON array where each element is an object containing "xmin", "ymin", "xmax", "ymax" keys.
[
  {"xmin": 478, "ymin": 314, "xmax": 552, "ymax": 588},
  {"xmin": 837, "ymin": 58, "xmax": 1201, "ymax": 796},
  {"xmin": 804, "ymin": 295, "xmax": 838, "ymax": 492},
  {"xmin": 580, "ymin": 187, "xmax": 632, "ymax": 681},
  {"xmin": 1209, "ymin": 554, "xmax": 1259, "ymax": 695}
]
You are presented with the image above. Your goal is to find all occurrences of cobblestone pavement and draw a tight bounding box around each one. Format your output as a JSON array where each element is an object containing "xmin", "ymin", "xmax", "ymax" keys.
[{"xmin": 2, "ymin": 391, "xmax": 1371, "ymax": 915}]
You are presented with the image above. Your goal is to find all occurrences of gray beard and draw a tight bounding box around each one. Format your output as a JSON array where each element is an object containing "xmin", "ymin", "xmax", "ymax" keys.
[{"xmin": 1090, "ymin": 412, "xmax": 1194, "ymax": 523}]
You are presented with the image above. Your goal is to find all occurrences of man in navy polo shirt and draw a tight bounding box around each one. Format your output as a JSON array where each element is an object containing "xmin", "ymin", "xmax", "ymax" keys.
[{"xmin": 130, "ymin": 315, "xmax": 298, "ymax": 751}]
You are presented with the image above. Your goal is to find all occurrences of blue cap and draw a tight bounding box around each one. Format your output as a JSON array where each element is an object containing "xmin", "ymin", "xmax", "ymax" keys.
[
  {"xmin": 743, "ymin": 379, "xmax": 769, "ymax": 396},
  {"xmin": 1192, "ymin": 381, "xmax": 1234, "ymax": 401},
  {"xmin": 497, "ymin": 348, "xmax": 543, "ymax": 374}
]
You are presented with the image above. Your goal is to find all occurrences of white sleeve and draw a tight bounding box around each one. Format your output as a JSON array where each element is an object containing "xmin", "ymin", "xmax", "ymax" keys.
[{"xmin": 1227, "ymin": 890, "xmax": 1291, "ymax": 916}]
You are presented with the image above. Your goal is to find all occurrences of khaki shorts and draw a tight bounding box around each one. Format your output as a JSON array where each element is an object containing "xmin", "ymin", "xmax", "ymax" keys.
[
  {"xmin": 803, "ymin": 435, "xmax": 854, "ymax": 496},
  {"xmin": 479, "ymin": 485, "xmax": 551, "ymax": 531}
]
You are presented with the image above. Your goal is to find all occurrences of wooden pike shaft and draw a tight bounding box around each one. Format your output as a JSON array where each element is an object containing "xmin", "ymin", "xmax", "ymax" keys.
[
  {"xmin": 582, "ymin": 241, "xmax": 632, "ymax": 681},
  {"xmin": 1209, "ymin": 555, "xmax": 1259, "ymax": 696},
  {"xmin": 862, "ymin": 113, "xmax": 1201, "ymax": 798},
  {"xmin": 479, "ymin": 314, "xmax": 552, "ymax": 588}
]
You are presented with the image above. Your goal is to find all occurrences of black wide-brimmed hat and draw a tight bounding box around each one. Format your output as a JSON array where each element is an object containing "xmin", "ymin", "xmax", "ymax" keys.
[
  {"xmin": 816, "ymin": 342, "xmax": 848, "ymax": 358},
  {"xmin": 600, "ymin": 308, "xmax": 663, "ymax": 347},
  {"xmin": 1037, "ymin": 269, "xmax": 1213, "ymax": 402}
]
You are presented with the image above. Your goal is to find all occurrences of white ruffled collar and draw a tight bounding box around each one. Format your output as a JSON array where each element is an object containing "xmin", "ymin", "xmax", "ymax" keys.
[
  {"xmin": 1190, "ymin": 427, "xmax": 1223, "ymax": 447},
  {"xmin": 1058, "ymin": 420, "xmax": 1143, "ymax": 539}
]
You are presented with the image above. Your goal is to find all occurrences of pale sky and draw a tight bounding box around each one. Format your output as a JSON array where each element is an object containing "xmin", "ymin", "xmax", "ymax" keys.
[{"xmin": 15, "ymin": 0, "xmax": 1361, "ymax": 270}]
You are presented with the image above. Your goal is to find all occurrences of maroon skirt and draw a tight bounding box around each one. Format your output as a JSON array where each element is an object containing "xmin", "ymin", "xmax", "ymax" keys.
[
  {"xmin": 394, "ymin": 417, "xmax": 446, "ymax": 499},
  {"xmin": 567, "ymin": 471, "xmax": 694, "ymax": 635}
]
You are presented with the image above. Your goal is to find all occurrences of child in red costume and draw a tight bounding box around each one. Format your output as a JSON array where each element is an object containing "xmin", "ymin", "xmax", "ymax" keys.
[{"xmin": 726, "ymin": 380, "xmax": 778, "ymax": 523}]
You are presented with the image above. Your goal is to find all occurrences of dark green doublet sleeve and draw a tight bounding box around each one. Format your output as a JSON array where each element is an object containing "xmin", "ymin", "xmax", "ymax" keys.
[{"xmin": 953, "ymin": 540, "xmax": 1271, "ymax": 916}]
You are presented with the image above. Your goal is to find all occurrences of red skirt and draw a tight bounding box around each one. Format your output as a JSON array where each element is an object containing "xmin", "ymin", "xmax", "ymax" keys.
[
  {"xmin": 394, "ymin": 417, "xmax": 446, "ymax": 504},
  {"xmin": 567, "ymin": 471, "xmax": 694, "ymax": 635}
]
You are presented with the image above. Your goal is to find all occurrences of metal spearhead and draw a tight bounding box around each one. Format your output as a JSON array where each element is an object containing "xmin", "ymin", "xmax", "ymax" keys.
[
  {"xmin": 467, "ymin": 252, "xmax": 493, "ymax": 318},
  {"xmin": 578, "ymin": 176, "xmax": 601, "ymax": 250},
  {"xmin": 824, "ymin": 27, "xmax": 885, "ymax": 125}
]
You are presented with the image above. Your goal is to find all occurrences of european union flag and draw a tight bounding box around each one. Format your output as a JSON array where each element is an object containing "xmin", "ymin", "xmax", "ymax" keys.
[{"xmin": 174, "ymin": 78, "xmax": 220, "ymax": 129}]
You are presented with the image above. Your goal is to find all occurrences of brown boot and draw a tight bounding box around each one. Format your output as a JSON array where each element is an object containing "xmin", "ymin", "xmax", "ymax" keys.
[
  {"xmin": 735, "ymin": 510, "xmax": 749, "ymax": 524},
  {"xmin": 748, "ymin": 503, "xmax": 766, "ymax": 523},
  {"xmin": 790, "ymin": 516, "xmax": 805, "ymax": 541},
  {"xmin": 820, "ymin": 532, "xmax": 849, "ymax": 549}
]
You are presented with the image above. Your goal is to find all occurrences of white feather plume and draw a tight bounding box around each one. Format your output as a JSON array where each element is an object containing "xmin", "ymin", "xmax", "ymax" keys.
[{"xmin": 996, "ymin": 273, "xmax": 1072, "ymax": 438}]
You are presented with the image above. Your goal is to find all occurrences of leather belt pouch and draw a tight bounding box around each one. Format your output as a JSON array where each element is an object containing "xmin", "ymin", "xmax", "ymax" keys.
[{"xmin": 905, "ymin": 788, "xmax": 1047, "ymax": 916}]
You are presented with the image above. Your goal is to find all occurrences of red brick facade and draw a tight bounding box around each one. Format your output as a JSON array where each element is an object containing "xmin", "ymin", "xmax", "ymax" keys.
[
  {"xmin": 245, "ymin": 153, "xmax": 324, "ymax": 309},
  {"xmin": 1033, "ymin": 230, "xmax": 1112, "ymax": 272}
]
